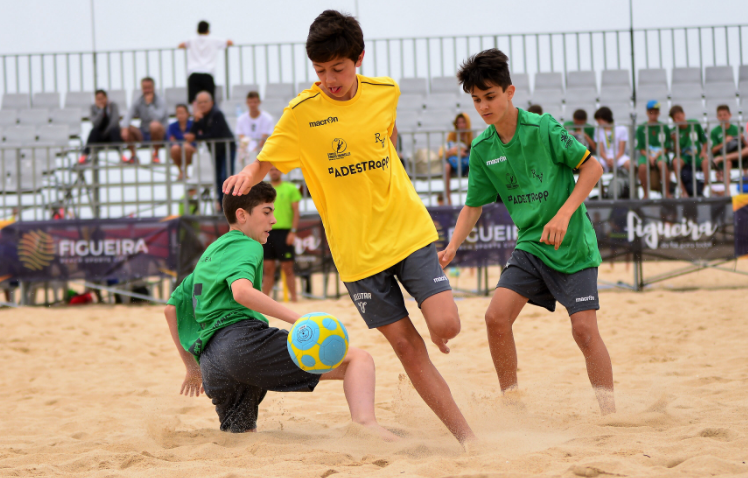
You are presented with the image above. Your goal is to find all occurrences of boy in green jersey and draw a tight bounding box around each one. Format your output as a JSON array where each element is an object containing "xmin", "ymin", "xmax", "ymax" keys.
[
  {"xmin": 669, "ymin": 105, "xmax": 708, "ymax": 198},
  {"xmin": 164, "ymin": 182, "xmax": 396, "ymax": 438},
  {"xmin": 564, "ymin": 109, "xmax": 596, "ymax": 154},
  {"xmin": 439, "ymin": 49, "xmax": 615, "ymax": 414},
  {"xmin": 710, "ymin": 104, "xmax": 746, "ymax": 193},
  {"xmin": 636, "ymin": 101, "xmax": 672, "ymax": 199}
]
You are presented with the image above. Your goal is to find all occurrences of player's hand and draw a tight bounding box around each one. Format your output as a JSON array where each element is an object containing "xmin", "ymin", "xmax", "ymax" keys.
[
  {"xmin": 180, "ymin": 367, "xmax": 204, "ymax": 397},
  {"xmin": 286, "ymin": 232, "xmax": 296, "ymax": 245},
  {"xmin": 540, "ymin": 212, "xmax": 571, "ymax": 250},
  {"xmin": 223, "ymin": 172, "xmax": 254, "ymax": 196},
  {"xmin": 438, "ymin": 246, "xmax": 456, "ymax": 269}
]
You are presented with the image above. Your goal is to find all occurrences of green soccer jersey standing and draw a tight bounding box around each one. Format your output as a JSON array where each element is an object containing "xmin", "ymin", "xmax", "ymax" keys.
[{"xmin": 439, "ymin": 49, "xmax": 615, "ymax": 415}]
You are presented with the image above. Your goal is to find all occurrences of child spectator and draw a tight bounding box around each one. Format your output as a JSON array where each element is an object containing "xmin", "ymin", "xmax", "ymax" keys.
[
  {"xmin": 635, "ymin": 100, "xmax": 672, "ymax": 199},
  {"xmin": 710, "ymin": 104, "xmax": 746, "ymax": 194},
  {"xmin": 78, "ymin": 90, "xmax": 124, "ymax": 164},
  {"xmin": 179, "ymin": 21, "xmax": 233, "ymax": 105},
  {"xmin": 443, "ymin": 113, "xmax": 472, "ymax": 205},
  {"xmin": 564, "ymin": 109, "xmax": 596, "ymax": 154},
  {"xmin": 670, "ymin": 105, "xmax": 708, "ymax": 198},
  {"xmin": 168, "ymin": 104, "xmax": 195, "ymax": 180},
  {"xmin": 593, "ymin": 106, "xmax": 630, "ymax": 173},
  {"xmin": 236, "ymin": 91, "xmax": 274, "ymax": 166},
  {"xmin": 527, "ymin": 104, "xmax": 543, "ymax": 115}
]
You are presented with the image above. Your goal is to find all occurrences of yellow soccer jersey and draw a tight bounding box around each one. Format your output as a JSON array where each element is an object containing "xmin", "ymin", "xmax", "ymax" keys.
[{"xmin": 258, "ymin": 74, "xmax": 437, "ymax": 282}]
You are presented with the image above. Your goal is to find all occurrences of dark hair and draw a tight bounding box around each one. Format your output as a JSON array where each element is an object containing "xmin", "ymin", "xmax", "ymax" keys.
[
  {"xmin": 457, "ymin": 48, "xmax": 512, "ymax": 93},
  {"xmin": 573, "ymin": 109, "xmax": 587, "ymax": 121},
  {"xmin": 198, "ymin": 21, "xmax": 209, "ymax": 34},
  {"xmin": 141, "ymin": 77, "xmax": 155, "ymax": 85},
  {"xmin": 94, "ymin": 89, "xmax": 107, "ymax": 97},
  {"xmin": 527, "ymin": 104, "xmax": 543, "ymax": 115},
  {"xmin": 594, "ymin": 106, "xmax": 614, "ymax": 123},
  {"xmin": 716, "ymin": 104, "xmax": 731, "ymax": 114},
  {"xmin": 175, "ymin": 103, "xmax": 189, "ymax": 113},
  {"xmin": 306, "ymin": 10, "xmax": 365, "ymax": 63},
  {"xmin": 223, "ymin": 181, "xmax": 276, "ymax": 224},
  {"xmin": 247, "ymin": 91, "xmax": 260, "ymax": 100},
  {"xmin": 669, "ymin": 105, "xmax": 684, "ymax": 119}
]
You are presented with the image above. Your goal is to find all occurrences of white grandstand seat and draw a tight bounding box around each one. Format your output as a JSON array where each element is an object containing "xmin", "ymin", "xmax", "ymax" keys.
[
  {"xmin": 2, "ymin": 93, "xmax": 31, "ymax": 110},
  {"xmin": 398, "ymin": 94, "xmax": 425, "ymax": 111},
  {"xmin": 17, "ymin": 109, "xmax": 50, "ymax": 126},
  {"xmin": 703, "ymin": 66, "xmax": 737, "ymax": 119},
  {"xmin": 214, "ymin": 85, "xmax": 224, "ymax": 101},
  {"xmin": 541, "ymin": 104, "xmax": 564, "ymax": 122},
  {"xmin": 231, "ymin": 84, "xmax": 260, "ymax": 99},
  {"xmin": 37, "ymin": 124, "xmax": 70, "ymax": 148},
  {"xmin": 738, "ymin": 65, "xmax": 748, "ymax": 97},
  {"xmin": 262, "ymin": 98, "xmax": 287, "ymax": 120},
  {"xmin": 512, "ymin": 73, "xmax": 531, "ymax": 108},
  {"xmin": 532, "ymin": 73, "xmax": 564, "ymax": 113},
  {"xmin": 64, "ymin": 91, "xmax": 94, "ymax": 116},
  {"xmin": 399, "ymin": 78, "xmax": 428, "ymax": 96},
  {"xmin": 418, "ymin": 109, "xmax": 454, "ymax": 130},
  {"xmin": 164, "ymin": 87, "xmax": 188, "ymax": 112},
  {"xmin": 705, "ymin": 98, "xmax": 738, "ymax": 121},
  {"xmin": 424, "ymin": 93, "xmax": 459, "ymax": 110},
  {"xmin": 265, "ymin": 83, "xmax": 295, "ymax": 102},
  {"xmin": 396, "ymin": 110, "xmax": 420, "ymax": 131},
  {"xmin": 0, "ymin": 110, "xmax": 17, "ymax": 127},
  {"xmin": 457, "ymin": 92, "xmax": 474, "ymax": 109},
  {"xmin": 637, "ymin": 68, "xmax": 669, "ymax": 101},
  {"xmin": 3, "ymin": 125, "xmax": 37, "ymax": 147},
  {"xmin": 32, "ymin": 92, "xmax": 61, "ymax": 110},
  {"xmin": 226, "ymin": 116, "xmax": 238, "ymax": 134},
  {"xmin": 566, "ymin": 71, "xmax": 598, "ymax": 102},
  {"xmin": 430, "ymin": 76, "xmax": 460, "ymax": 94},
  {"xmin": 219, "ymin": 98, "xmax": 247, "ymax": 117},
  {"xmin": 564, "ymin": 103, "xmax": 597, "ymax": 123},
  {"xmin": 671, "ymin": 67, "xmax": 703, "ymax": 101},
  {"xmin": 107, "ymin": 90, "xmax": 127, "ymax": 109},
  {"xmin": 296, "ymin": 81, "xmax": 314, "ymax": 94},
  {"xmin": 50, "ymin": 108, "xmax": 82, "ymax": 137},
  {"xmin": 606, "ymin": 102, "xmax": 633, "ymax": 124},
  {"xmin": 600, "ymin": 69, "xmax": 631, "ymax": 103},
  {"xmin": 0, "ymin": 126, "xmax": 4, "ymax": 142},
  {"xmin": 6, "ymin": 155, "xmax": 48, "ymax": 192},
  {"xmin": 674, "ymin": 100, "xmax": 705, "ymax": 119},
  {"xmin": 191, "ymin": 150, "xmax": 215, "ymax": 189}
]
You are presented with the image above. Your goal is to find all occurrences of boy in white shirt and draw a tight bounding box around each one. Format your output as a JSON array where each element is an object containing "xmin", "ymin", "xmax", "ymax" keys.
[
  {"xmin": 236, "ymin": 91, "xmax": 274, "ymax": 166},
  {"xmin": 593, "ymin": 106, "xmax": 630, "ymax": 173},
  {"xmin": 179, "ymin": 21, "xmax": 233, "ymax": 107}
]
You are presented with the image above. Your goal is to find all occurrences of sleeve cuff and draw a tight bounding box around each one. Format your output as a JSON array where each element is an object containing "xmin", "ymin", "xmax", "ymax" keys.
[{"xmin": 575, "ymin": 150, "xmax": 591, "ymax": 169}]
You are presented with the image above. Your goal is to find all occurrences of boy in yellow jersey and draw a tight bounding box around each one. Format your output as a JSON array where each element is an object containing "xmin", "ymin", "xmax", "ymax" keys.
[{"xmin": 223, "ymin": 10, "xmax": 475, "ymax": 444}]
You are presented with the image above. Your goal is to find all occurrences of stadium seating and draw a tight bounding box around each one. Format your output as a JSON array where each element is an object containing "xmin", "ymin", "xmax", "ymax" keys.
[
  {"xmin": 32, "ymin": 92, "xmax": 61, "ymax": 110},
  {"xmin": 0, "ymin": 110, "xmax": 17, "ymax": 127},
  {"xmin": 430, "ymin": 76, "xmax": 461, "ymax": 95},
  {"xmin": 532, "ymin": 72, "xmax": 564, "ymax": 120},
  {"xmin": 671, "ymin": 68, "xmax": 703, "ymax": 102},
  {"xmin": 50, "ymin": 108, "xmax": 82, "ymax": 137},
  {"xmin": 512, "ymin": 73, "xmax": 531, "ymax": 108},
  {"xmin": 565, "ymin": 71, "xmax": 598, "ymax": 121},
  {"xmin": 1, "ymin": 93, "xmax": 31, "ymax": 110},
  {"xmin": 219, "ymin": 98, "xmax": 247, "ymax": 117},
  {"xmin": 17, "ymin": 109, "xmax": 50, "ymax": 126},
  {"xmin": 704, "ymin": 66, "xmax": 738, "ymax": 120},
  {"xmin": 164, "ymin": 87, "xmax": 187, "ymax": 112},
  {"xmin": 261, "ymin": 98, "xmax": 287, "ymax": 120},
  {"xmin": 396, "ymin": 110, "xmax": 420, "ymax": 131},
  {"xmin": 398, "ymin": 94, "xmax": 426, "ymax": 111},
  {"xmin": 424, "ymin": 93, "xmax": 459, "ymax": 111},
  {"xmin": 636, "ymin": 69, "xmax": 669, "ymax": 119},
  {"xmin": 400, "ymin": 78, "xmax": 428, "ymax": 96},
  {"xmin": 230, "ymin": 83, "xmax": 260, "ymax": 99},
  {"xmin": 3, "ymin": 125, "xmax": 37, "ymax": 147},
  {"xmin": 107, "ymin": 90, "xmax": 127, "ymax": 109},
  {"xmin": 64, "ymin": 91, "xmax": 94, "ymax": 119},
  {"xmin": 264, "ymin": 83, "xmax": 295, "ymax": 102},
  {"xmin": 37, "ymin": 124, "xmax": 70, "ymax": 148}
]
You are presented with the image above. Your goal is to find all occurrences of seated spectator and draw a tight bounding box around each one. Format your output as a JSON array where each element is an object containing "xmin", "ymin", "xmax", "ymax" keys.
[
  {"xmin": 178, "ymin": 21, "xmax": 233, "ymax": 105},
  {"xmin": 527, "ymin": 104, "xmax": 543, "ymax": 115},
  {"xmin": 443, "ymin": 113, "xmax": 472, "ymax": 205},
  {"xmin": 78, "ymin": 89, "xmax": 124, "ymax": 164},
  {"xmin": 121, "ymin": 77, "xmax": 168, "ymax": 164},
  {"xmin": 564, "ymin": 109, "xmax": 596, "ymax": 154},
  {"xmin": 670, "ymin": 105, "xmax": 708, "ymax": 198},
  {"xmin": 710, "ymin": 104, "xmax": 746, "ymax": 194},
  {"xmin": 593, "ymin": 106, "xmax": 630, "ymax": 173},
  {"xmin": 236, "ymin": 91, "xmax": 274, "ymax": 167},
  {"xmin": 184, "ymin": 91, "xmax": 236, "ymax": 210},
  {"xmin": 168, "ymin": 104, "xmax": 196, "ymax": 180},
  {"xmin": 635, "ymin": 100, "xmax": 672, "ymax": 199}
]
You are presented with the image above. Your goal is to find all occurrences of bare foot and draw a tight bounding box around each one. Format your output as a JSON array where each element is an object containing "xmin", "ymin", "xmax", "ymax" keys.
[
  {"xmin": 594, "ymin": 387, "xmax": 616, "ymax": 415},
  {"xmin": 365, "ymin": 423, "xmax": 401, "ymax": 442}
]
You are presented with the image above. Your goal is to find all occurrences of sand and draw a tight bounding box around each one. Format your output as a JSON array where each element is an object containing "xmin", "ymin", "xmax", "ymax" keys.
[{"xmin": 1, "ymin": 261, "xmax": 747, "ymax": 477}]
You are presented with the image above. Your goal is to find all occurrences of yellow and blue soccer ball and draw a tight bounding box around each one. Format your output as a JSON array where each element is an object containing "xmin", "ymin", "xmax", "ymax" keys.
[{"xmin": 287, "ymin": 312, "xmax": 349, "ymax": 374}]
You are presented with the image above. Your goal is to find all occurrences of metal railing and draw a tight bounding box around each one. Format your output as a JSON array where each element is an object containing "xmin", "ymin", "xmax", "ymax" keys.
[{"xmin": 2, "ymin": 24, "xmax": 747, "ymax": 101}]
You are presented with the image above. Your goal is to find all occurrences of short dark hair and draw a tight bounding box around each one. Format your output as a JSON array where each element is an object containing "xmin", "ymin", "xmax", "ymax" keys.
[
  {"xmin": 669, "ymin": 105, "xmax": 684, "ymax": 119},
  {"xmin": 573, "ymin": 109, "xmax": 587, "ymax": 121},
  {"xmin": 594, "ymin": 106, "xmax": 614, "ymax": 123},
  {"xmin": 94, "ymin": 89, "xmax": 107, "ymax": 97},
  {"xmin": 141, "ymin": 77, "xmax": 155, "ymax": 85},
  {"xmin": 175, "ymin": 103, "xmax": 189, "ymax": 113},
  {"xmin": 198, "ymin": 21, "xmax": 209, "ymax": 34},
  {"xmin": 223, "ymin": 181, "xmax": 276, "ymax": 224},
  {"xmin": 527, "ymin": 104, "xmax": 543, "ymax": 115},
  {"xmin": 457, "ymin": 48, "xmax": 512, "ymax": 93},
  {"xmin": 247, "ymin": 91, "xmax": 260, "ymax": 100},
  {"xmin": 716, "ymin": 104, "xmax": 731, "ymax": 114},
  {"xmin": 306, "ymin": 10, "xmax": 365, "ymax": 63}
]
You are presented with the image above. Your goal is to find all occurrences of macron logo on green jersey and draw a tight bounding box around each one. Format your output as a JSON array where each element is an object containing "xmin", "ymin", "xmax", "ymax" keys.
[{"xmin": 486, "ymin": 156, "xmax": 507, "ymax": 166}]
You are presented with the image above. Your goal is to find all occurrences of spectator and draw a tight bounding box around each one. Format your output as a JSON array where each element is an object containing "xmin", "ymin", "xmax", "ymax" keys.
[
  {"xmin": 670, "ymin": 105, "xmax": 708, "ymax": 198},
  {"xmin": 527, "ymin": 104, "xmax": 543, "ymax": 115},
  {"xmin": 121, "ymin": 77, "xmax": 168, "ymax": 163},
  {"xmin": 564, "ymin": 109, "xmax": 596, "ymax": 154},
  {"xmin": 593, "ymin": 106, "xmax": 630, "ymax": 173},
  {"xmin": 262, "ymin": 166, "xmax": 301, "ymax": 302},
  {"xmin": 635, "ymin": 100, "xmax": 672, "ymax": 199},
  {"xmin": 78, "ymin": 90, "xmax": 124, "ymax": 164},
  {"xmin": 236, "ymin": 91, "xmax": 274, "ymax": 166},
  {"xmin": 443, "ymin": 113, "xmax": 472, "ymax": 205},
  {"xmin": 184, "ymin": 91, "xmax": 236, "ymax": 209},
  {"xmin": 710, "ymin": 104, "xmax": 746, "ymax": 194},
  {"xmin": 168, "ymin": 104, "xmax": 195, "ymax": 180},
  {"xmin": 178, "ymin": 21, "xmax": 233, "ymax": 105}
]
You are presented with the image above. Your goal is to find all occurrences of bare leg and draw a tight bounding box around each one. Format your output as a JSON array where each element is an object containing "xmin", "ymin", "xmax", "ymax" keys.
[
  {"xmin": 484, "ymin": 287, "xmax": 529, "ymax": 391},
  {"xmin": 280, "ymin": 261, "xmax": 297, "ymax": 302},
  {"xmin": 661, "ymin": 159, "xmax": 674, "ymax": 198},
  {"xmin": 419, "ymin": 290, "xmax": 461, "ymax": 354},
  {"xmin": 150, "ymin": 121, "xmax": 165, "ymax": 156},
  {"xmin": 170, "ymin": 145, "xmax": 184, "ymax": 178},
  {"xmin": 569, "ymin": 310, "xmax": 616, "ymax": 414},
  {"xmin": 320, "ymin": 347, "xmax": 398, "ymax": 441},
  {"xmin": 637, "ymin": 163, "xmax": 649, "ymax": 199},
  {"xmin": 378, "ymin": 317, "xmax": 475, "ymax": 444},
  {"xmin": 121, "ymin": 126, "xmax": 141, "ymax": 159},
  {"xmin": 262, "ymin": 260, "xmax": 276, "ymax": 297}
]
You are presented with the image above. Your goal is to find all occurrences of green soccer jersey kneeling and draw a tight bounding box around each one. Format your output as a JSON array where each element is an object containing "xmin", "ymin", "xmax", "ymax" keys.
[
  {"xmin": 440, "ymin": 49, "xmax": 615, "ymax": 415},
  {"xmin": 164, "ymin": 182, "xmax": 397, "ymax": 439}
]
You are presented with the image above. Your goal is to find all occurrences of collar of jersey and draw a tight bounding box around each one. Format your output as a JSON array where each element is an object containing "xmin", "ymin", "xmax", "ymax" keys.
[{"xmin": 312, "ymin": 74, "xmax": 364, "ymax": 107}]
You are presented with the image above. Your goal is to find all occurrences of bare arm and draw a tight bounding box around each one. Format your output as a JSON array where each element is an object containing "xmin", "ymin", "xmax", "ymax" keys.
[
  {"xmin": 164, "ymin": 305, "xmax": 203, "ymax": 397},
  {"xmin": 226, "ymin": 40, "xmax": 234, "ymax": 47},
  {"xmin": 540, "ymin": 156, "xmax": 603, "ymax": 250},
  {"xmin": 616, "ymin": 140, "xmax": 626, "ymax": 160},
  {"xmin": 258, "ymin": 134, "xmax": 269, "ymax": 150},
  {"xmin": 286, "ymin": 201, "xmax": 300, "ymax": 245},
  {"xmin": 438, "ymin": 205, "xmax": 483, "ymax": 268},
  {"xmin": 231, "ymin": 278, "xmax": 300, "ymax": 324},
  {"xmin": 222, "ymin": 160, "xmax": 273, "ymax": 196},
  {"xmin": 178, "ymin": 42, "xmax": 186, "ymax": 49}
]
